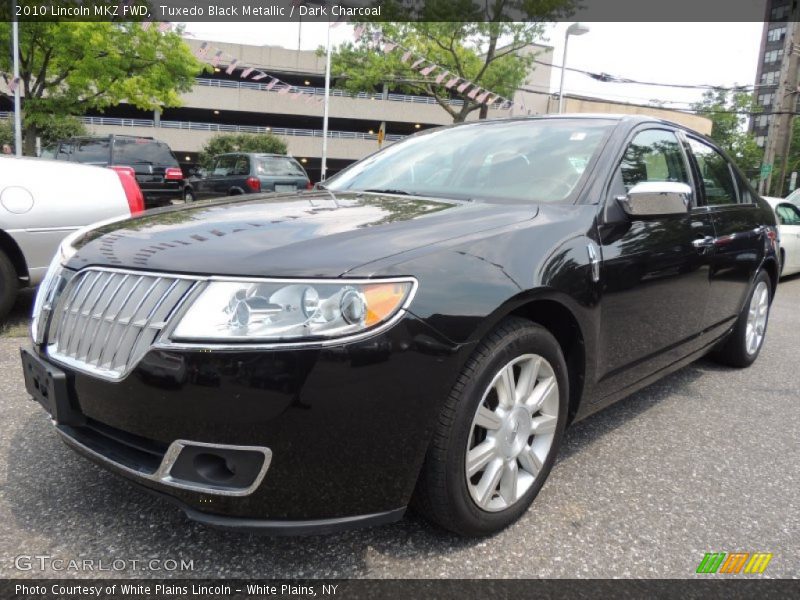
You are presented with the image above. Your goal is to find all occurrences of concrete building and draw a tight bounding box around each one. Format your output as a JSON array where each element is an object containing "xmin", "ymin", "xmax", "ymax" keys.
[
  {"xmin": 69, "ymin": 39, "xmax": 554, "ymax": 181},
  {"xmin": 751, "ymin": 0, "xmax": 793, "ymax": 147},
  {"xmin": 550, "ymin": 95, "xmax": 711, "ymax": 135},
  {"xmin": 2, "ymin": 37, "xmax": 711, "ymax": 179}
]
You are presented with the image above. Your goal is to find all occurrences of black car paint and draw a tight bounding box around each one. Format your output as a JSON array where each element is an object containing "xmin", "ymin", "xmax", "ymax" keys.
[{"xmin": 27, "ymin": 116, "xmax": 779, "ymax": 530}]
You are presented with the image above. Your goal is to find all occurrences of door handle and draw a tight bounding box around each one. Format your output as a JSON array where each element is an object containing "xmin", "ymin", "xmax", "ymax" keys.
[{"xmin": 692, "ymin": 236, "xmax": 715, "ymax": 249}]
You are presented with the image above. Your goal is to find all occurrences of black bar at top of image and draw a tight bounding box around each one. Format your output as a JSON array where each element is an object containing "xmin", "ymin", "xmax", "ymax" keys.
[
  {"xmin": 0, "ymin": 0, "xmax": 770, "ymax": 23},
  {"xmin": 3, "ymin": 579, "xmax": 800, "ymax": 600}
]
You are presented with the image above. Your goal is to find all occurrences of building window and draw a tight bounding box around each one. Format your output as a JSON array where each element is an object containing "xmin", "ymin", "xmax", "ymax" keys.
[
  {"xmin": 761, "ymin": 70, "xmax": 780, "ymax": 85},
  {"xmin": 768, "ymin": 26, "xmax": 787, "ymax": 42},
  {"xmin": 771, "ymin": 4, "xmax": 790, "ymax": 20},
  {"xmin": 755, "ymin": 136, "xmax": 766, "ymax": 147},
  {"xmin": 764, "ymin": 49, "xmax": 784, "ymax": 63},
  {"xmin": 756, "ymin": 115, "xmax": 772, "ymax": 128},
  {"xmin": 759, "ymin": 93, "xmax": 773, "ymax": 107}
]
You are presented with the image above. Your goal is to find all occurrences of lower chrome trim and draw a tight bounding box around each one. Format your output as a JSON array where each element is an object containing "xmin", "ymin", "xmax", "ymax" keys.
[{"xmin": 57, "ymin": 427, "xmax": 272, "ymax": 497}]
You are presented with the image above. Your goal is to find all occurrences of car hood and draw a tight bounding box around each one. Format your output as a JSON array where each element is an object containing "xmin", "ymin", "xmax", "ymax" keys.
[{"xmin": 68, "ymin": 191, "xmax": 537, "ymax": 278}]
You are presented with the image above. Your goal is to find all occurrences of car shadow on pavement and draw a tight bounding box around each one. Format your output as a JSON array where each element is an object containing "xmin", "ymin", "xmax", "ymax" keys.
[
  {"xmin": 556, "ymin": 358, "xmax": 715, "ymax": 464},
  {"xmin": 1, "ymin": 288, "xmax": 34, "ymax": 338},
  {"xmin": 2, "ymin": 355, "xmax": 731, "ymax": 579}
]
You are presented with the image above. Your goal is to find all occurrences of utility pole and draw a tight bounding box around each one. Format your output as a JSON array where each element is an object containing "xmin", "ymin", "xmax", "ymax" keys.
[
  {"xmin": 12, "ymin": 15, "xmax": 22, "ymax": 156},
  {"xmin": 761, "ymin": 8, "xmax": 800, "ymax": 196}
]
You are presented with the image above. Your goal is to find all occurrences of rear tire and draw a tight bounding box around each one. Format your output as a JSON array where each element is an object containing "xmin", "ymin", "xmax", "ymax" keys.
[
  {"xmin": 712, "ymin": 270, "xmax": 772, "ymax": 368},
  {"xmin": 184, "ymin": 189, "xmax": 195, "ymax": 203},
  {"xmin": 413, "ymin": 317, "xmax": 568, "ymax": 537},
  {"xmin": 0, "ymin": 250, "xmax": 19, "ymax": 322}
]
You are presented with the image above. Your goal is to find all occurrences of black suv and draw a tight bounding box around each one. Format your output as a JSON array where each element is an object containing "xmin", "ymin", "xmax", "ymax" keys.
[
  {"xmin": 184, "ymin": 152, "xmax": 311, "ymax": 201},
  {"xmin": 49, "ymin": 135, "xmax": 184, "ymax": 207}
]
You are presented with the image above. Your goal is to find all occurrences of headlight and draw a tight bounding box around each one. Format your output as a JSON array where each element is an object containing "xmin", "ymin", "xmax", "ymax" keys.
[
  {"xmin": 169, "ymin": 278, "xmax": 417, "ymax": 343},
  {"xmin": 30, "ymin": 251, "xmax": 65, "ymax": 343}
]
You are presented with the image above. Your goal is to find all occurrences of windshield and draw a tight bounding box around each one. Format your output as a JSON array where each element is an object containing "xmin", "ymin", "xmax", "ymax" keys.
[{"xmin": 325, "ymin": 119, "xmax": 613, "ymax": 203}]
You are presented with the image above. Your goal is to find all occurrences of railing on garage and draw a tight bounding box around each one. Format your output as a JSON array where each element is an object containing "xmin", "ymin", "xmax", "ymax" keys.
[
  {"xmin": 0, "ymin": 112, "xmax": 407, "ymax": 142},
  {"xmin": 193, "ymin": 77, "xmax": 509, "ymax": 109}
]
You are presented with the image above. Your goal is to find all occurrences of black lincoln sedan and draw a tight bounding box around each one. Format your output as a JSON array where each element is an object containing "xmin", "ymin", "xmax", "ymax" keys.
[{"xmin": 22, "ymin": 115, "xmax": 779, "ymax": 537}]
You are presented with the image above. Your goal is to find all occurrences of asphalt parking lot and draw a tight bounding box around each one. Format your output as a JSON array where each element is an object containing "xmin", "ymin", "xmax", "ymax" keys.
[{"xmin": 0, "ymin": 277, "xmax": 798, "ymax": 579}]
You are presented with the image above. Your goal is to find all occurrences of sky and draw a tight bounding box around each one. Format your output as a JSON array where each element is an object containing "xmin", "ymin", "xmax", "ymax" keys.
[{"xmin": 182, "ymin": 22, "xmax": 764, "ymax": 110}]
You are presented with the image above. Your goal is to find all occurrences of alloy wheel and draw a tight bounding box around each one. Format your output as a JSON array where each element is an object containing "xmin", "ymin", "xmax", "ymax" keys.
[
  {"xmin": 465, "ymin": 354, "xmax": 559, "ymax": 512},
  {"xmin": 745, "ymin": 281, "xmax": 769, "ymax": 355}
]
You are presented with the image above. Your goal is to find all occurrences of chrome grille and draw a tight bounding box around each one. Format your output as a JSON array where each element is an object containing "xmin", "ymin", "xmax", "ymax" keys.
[{"xmin": 47, "ymin": 269, "xmax": 196, "ymax": 380}]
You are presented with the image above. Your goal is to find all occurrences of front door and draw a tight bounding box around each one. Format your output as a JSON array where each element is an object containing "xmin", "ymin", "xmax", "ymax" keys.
[{"xmin": 596, "ymin": 128, "xmax": 716, "ymax": 396}]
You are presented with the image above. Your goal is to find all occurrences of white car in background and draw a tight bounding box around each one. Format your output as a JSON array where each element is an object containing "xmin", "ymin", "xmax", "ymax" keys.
[
  {"xmin": 764, "ymin": 196, "xmax": 800, "ymax": 277},
  {"xmin": 0, "ymin": 157, "xmax": 144, "ymax": 319},
  {"xmin": 784, "ymin": 188, "xmax": 800, "ymax": 208}
]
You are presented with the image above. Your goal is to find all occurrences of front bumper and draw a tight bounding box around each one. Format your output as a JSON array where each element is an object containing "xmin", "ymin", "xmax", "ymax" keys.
[{"xmin": 24, "ymin": 314, "xmax": 469, "ymax": 531}]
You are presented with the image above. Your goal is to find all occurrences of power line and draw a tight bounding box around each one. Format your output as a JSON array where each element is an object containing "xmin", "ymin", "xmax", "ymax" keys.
[
  {"xmin": 534, "ymin": 59, "xmax": 762, "ymax": 92},
  {"xmin": 515, "ymin": 86, "xmax": 795, "ymax": 118}
]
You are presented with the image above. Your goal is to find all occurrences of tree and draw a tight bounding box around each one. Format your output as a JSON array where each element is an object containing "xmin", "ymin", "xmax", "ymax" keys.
[
  {"xmin": 0, "ymin": 19, "xmax": 203, "ymax": 155},
  {"xmin": 198, "ymin": 133, "xmax": 289, "ymax": 168},
  {"xmin": 0, "ymin": 115, "xmax": 85, "ymax": 152},
  {"xmin": 691, "ymin": 89, "xmax": 763, "ymax": 177},
  {"xmin": 329, "ymin": 0, "xmax": 575, "ymax": 123}
]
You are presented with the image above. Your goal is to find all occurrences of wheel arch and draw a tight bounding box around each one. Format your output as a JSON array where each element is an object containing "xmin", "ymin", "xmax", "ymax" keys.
[
  {"xmin": 762, "ymin": 256, "xmax": 779, "ymax": 297},
  {"xmin": 505, "ymin": 296, "xmax": 588, "ymax": 424},
  {"xmin": 0, "ymin": 229, "xmax": 29, "ymax": 283}
]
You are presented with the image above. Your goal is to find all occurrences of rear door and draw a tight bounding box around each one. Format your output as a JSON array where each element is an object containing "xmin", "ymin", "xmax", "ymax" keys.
[
  {"xmin": 596, "ymin": 127, "xmax": 716, "ymax": 393},
  {"xmin": 683, "ymin": 136, "xmax": 766, "ymax": 332}
]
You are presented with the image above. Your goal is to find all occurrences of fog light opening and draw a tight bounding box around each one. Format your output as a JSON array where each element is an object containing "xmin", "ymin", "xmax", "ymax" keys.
[{"xmin": 193, "ymin": 452, "xmax": 237, "ymax": 483}]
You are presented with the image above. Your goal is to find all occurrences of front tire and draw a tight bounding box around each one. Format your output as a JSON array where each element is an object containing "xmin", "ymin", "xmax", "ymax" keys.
[
  {"xmin": 712, "ymin": 270, "xmax": 772, "ymax": 368},
  {"xmin": 184, "ymin": 188, "xmax": 195, "ymax": 203},
  {"xmin": 413, "ymin": 318, "xmax": 568, "ymax": 536},
  {"xmin": 0, "ymin": 250, "xmax": 19, "ymax": 322}
]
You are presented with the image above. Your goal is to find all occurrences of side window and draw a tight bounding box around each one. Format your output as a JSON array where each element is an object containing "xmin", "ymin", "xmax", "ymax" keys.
[
  {"xmin": 686, "ymin": 138, "xmax": 739, "ymax": 205},
  {"xmin": 776, "ymin": 203, "xmax": 800, "ymax": 225},
  {"xmin": 619, "ymin": 129, "xmax": 690, "ymax": 191},
  {"xmin": 233, "ymin": 155, "xmax": 250, "ymax": 176},
  {"xmin": 213, "ymin": 155, "xmax": 236, "ymax": 176},
  {"xmin": 71, "ymin": 139, "xmax": 110, "ymax": 165},
  {"xmin": 55, "ymin": 143, "xmax": 72, "ymax": 161}
]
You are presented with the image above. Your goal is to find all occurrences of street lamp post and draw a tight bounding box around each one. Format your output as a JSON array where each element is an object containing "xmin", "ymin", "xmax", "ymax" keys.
[
  {"xmin": 558, "ymin": 22, "xmax": 590, "ymax": 114},
  {"xmin": 321, "ymin": 23, "xmax": 332, "ymax": 181},
  {"xmin": 12, "ymin": 15, "xmax": 22, "ymax": 156}
]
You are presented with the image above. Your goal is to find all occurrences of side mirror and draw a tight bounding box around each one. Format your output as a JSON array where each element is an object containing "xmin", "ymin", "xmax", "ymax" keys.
[{"xmin": 617, "ymin": 181, "xmax": 691, "ymax": 217}]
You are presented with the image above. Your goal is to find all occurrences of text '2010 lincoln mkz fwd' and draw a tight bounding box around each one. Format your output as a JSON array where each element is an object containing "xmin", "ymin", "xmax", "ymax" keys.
[{"xmin": 22, "ymin": 115, "xmax": 779, "ymax": 536}]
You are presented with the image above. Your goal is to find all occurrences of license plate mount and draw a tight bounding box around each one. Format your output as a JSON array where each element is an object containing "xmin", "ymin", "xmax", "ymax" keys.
[{"xmin": 20, "ymin": 347, "xmax": 84, "ymax": 426}]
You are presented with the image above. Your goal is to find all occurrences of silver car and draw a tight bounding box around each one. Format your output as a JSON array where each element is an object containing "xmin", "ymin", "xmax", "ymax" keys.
[{"xmin": 0, "ymin": 157, "xmax": 140, "ymax": 320}]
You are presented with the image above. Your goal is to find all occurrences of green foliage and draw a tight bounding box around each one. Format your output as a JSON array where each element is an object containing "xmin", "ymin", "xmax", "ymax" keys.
[
  {"xmin": 691, "ymin": 89, "xmax": 763, "ymax": 175},
  {"xmin": 198, "ymin": 133, "xmax": 289, "ymax": 169},
  {"xmin": 328, "ymin": 0, "xmax": 575, "ymax": 123},
  {"xmin": 0, "ymin": 115, "xmax": 84, "ymax": 152},
  {"xmin": 0, "ymin": 121, "xmax": 12, "ymax": 148},
  {"xmin": 0, "ymin": 19, "xmax": 205, "ymax": 154}
]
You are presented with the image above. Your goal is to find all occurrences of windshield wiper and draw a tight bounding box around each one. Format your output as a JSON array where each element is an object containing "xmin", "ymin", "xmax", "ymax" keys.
[{"xmin": 361, "ymin": 188, "xmax": 413, "ymax": 196}]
